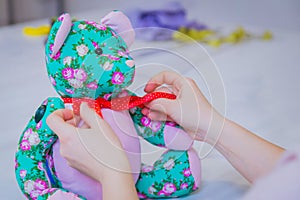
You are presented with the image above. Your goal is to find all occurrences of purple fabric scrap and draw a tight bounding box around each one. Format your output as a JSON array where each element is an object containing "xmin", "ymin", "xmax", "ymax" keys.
[{"xmin": 126, "ymin": 1, "xmax": 207, "ymax": 41}]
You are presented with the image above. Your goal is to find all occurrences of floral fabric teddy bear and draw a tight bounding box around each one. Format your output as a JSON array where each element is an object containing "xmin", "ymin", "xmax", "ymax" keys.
[{"xmin": 15, "ymin": 11, "xmax": 201, "ymax": 199}]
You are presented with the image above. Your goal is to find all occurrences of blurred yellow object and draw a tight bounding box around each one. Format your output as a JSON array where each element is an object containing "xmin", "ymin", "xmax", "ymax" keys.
[
  {"xmin": 224, "ymin": 27, "xmax": 249, "ymax": 43},
  {"xmin": 173, "ymin": 26, "xmax": 273, "ymax": 48},
  {"xmin": 173, "ymin": 31, "xmax": 193, "ymax": 42},
  {"xmin": 207, "ymin": 39, "xmax": 222, "ymax": 47},
  {"xmin": 23, "ymin": 25, "xmax": 51, "ymax": 36},
  {"xmin": 176, "ymin": 27, "xmax": 214, "ymax": 41},
  {"xmin": 262, "ymin": 31, "xmax": 273, "ymax": 40}
]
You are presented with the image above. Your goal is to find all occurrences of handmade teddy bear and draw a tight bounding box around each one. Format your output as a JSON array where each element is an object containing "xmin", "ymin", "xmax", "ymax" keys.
[{"xmin": 15, "ymin": 11, "xmax": 201, "ymax": 200}]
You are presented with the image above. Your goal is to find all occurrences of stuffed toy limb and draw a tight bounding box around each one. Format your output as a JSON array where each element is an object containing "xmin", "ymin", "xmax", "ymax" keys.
[
  {"xmin": 15, "ymin": 97, "xmax": 86, "ymax": 199},
  {"xmin": 129, "ymin": 104, "xmax": 201, "ymax": 198},
  {"xmin": 15, "ymin": 11, "xmax": 201, "ymax": 200}
]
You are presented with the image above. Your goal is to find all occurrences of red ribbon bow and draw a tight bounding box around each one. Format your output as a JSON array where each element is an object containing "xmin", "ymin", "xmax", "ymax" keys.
[{"xmin": 62, "ymin": 92, "xmax": 176, "ymax": 117}]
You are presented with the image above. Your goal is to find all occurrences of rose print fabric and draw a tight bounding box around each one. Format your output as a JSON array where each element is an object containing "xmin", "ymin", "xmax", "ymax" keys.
[
  {"xmin": 15, "ymin": 97, "xmax": 86, "ymax": 200},
  {"xmin": 136, "ymin": 150, "xmax": 198, "ymax": 199},
  {"xmin": 129, "ymin": 93, "xmax": 200, "ymax": 198},
  {"xmin": 16, "ymin": 11, "xmax": 201, "ymax": 200},
  {"xmin": 45, "ymin": 14, "xmax": 135, "ymax": 99},
  {"xmin": 130, "ymin": 105, "xmax": 182, "ymax": 147}
]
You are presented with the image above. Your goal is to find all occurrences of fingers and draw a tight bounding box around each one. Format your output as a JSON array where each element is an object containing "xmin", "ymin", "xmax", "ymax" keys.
[
  {"xmin": 46, "ymin": 109, "xmax": 76, "ymax": 140},
  {"xmin": 144, "ymin": 98, "xmax": 178, "ymax": 119},
  {"xmin": 61, "ymin": 109, "xmax": 91, "ymax": 129},
  {"xmin": 79, "ymin": 103, "xmax": 120, "ymax": 145},
  {"xmin": 144, "ymin": 71, "xmax": 186, "ymax": 93},
  {"xmin": 66, "ymin": 115, "xmax": 81, "ymax": 126},
  {"xmin": 79, "ymin": 103, "xmax": 124, "ymax": 154},
  {"xmin": 153, "ymin": 86, "xmax": 174, "ymax": 94},
  {"xmin": 143, "ymin": 109, "xmax": 168, "ymax": 121},
  {"xmin": 79, "ymin": 103, "xmax": 104, "ymax": 129}
]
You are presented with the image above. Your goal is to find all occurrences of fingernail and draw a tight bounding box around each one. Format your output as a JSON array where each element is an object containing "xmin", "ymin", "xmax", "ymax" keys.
[
  {"xmin": 141, "ymin": 108, "xmax": 149, "ymax": 115},
  {"xmin": 144, "ymin": 84, "xmax": 149, "ymax": 92},
  {"xmin": 81, "ymin": 102, "xmax": 87, "ymax": 108},
  {"xmin": 147, "ymin": 111, "xmax": 153, "ymax": 119},
  {"xmin": 80, "ymin": 102, "xmax": 90, "ymax": 112}
]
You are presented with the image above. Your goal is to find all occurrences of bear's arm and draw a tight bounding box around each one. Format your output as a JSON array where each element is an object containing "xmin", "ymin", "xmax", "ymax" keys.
[
  {"xmin": 15, "ymin": 97, "xmax": 86, "ymax": 200},
  {"xmin": 127, "ymin": 90, "xmax": 193, "ymax": 150}
]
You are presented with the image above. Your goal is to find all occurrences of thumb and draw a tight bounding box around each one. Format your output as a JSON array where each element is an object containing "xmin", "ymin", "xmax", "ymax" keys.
[
  {"xmin": 46, "ymin": 109, "xmax": 76, "ymax": 140},
  {"xmin": 80, "ymin": 102, "xmax": 104, "ymax": 129}
]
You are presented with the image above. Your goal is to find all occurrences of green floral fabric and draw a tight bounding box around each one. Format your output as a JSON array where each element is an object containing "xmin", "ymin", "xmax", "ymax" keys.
[
  {"xmin": 129, "ymin": 104, "xmax": 199, "ymax": 199},
  {"xmin": 15, "ymin": 97, "xmax": 85, "ymax": 199},
  {"xmin": 130, "ymin": 106, "xmax": 167, "ymax": 147},
  {"xmin": 45, "ymin": 16, "xmax": 135, "ymax": 99},
  {"xmin": 136, "ymin": 150, "xmax": 197, "ymax": 199},
  {"xmin": 15, "ymin": 12, "xmax": 200, "ymax": 200}
]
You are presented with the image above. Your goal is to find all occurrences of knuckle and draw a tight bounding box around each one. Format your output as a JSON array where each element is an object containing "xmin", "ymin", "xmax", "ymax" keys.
[
  {"xmin": 161, "ymin": 70, "xmax": 169, "ymax": 75},
  {"xmin": 60, "ymin": 148, "xmax": 66, "ymax": 158},
  {"xmin": 58, "ymin": 136, "xmax": 69, "ymax": 144},
  {"xmin": 186, "ymin": 77, "xmax": 196, "ymax": 85},
  {"xmin": 66, "ymin": 161, "xmax": 74, "ymax": 168}
]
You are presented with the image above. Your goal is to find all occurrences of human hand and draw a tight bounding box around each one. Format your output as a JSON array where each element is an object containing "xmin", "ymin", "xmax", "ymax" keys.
[
  {"xmin": 143, "ymin": 71, "xmax": 285, "ymax": 186},
  {"xmin": 46, "ymin": 103, "xmax": 132, "ymax": 183},
  {"xmin": 143, "ymin": 71, "xmax": 223, "ymax": 142}
]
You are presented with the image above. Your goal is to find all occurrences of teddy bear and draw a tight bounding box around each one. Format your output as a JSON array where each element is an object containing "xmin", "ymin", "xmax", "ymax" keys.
[{"xmin": 15, "ymin": 11, "xmax": 201, "ymax": 200}]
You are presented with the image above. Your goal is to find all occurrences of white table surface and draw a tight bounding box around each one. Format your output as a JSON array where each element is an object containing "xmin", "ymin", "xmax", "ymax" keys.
[{"xmin": 1, "ymin": 10, "xmax": 300, "ymax": 200}]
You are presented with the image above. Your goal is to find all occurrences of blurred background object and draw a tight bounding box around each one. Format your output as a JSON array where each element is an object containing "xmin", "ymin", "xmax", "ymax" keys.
[
  {"xmin": 0, "ymin": 0, "xmax": 9, "ymax": 25},
  {"xmin": 0, "ymin": 0, "xmax": 62, "ymax": 25},
  {"xmin": 0, "ymin": 0, "xmax": 299, "ymax": 31}
]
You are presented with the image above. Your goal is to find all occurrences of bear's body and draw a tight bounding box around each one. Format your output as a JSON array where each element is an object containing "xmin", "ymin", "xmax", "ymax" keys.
[{"xmin": 15, "ymin": 11, "xmax": 201, "ymax": 200}]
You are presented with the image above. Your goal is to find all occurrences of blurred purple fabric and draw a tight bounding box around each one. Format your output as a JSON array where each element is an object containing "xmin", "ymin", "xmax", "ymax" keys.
[
  {"xmin": 242, "ymin": 148, "xmax": 300, "ymax": 200},
  {"xmin": 126, "ymin": 1, "xmax": 207, "ymax": 41}
]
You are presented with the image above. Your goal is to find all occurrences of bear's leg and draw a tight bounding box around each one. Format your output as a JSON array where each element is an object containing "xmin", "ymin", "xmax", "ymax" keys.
[{"xmin": 135, "ymin": 149, "xmax": 201, "ymax": 199}]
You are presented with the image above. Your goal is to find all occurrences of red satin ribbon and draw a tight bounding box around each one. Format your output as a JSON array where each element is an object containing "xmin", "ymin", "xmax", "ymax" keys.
[{"xmin": 62, "ymin": 92, "xmax": 176, "ymax": 117}]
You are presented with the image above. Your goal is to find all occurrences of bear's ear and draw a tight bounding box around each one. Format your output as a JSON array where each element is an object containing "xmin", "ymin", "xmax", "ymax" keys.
[
  {"xmin": 101, "ymin": 11, "xmax": 135, "ymax": 47},
  {"xmin": 51, "ymin": 13, "xmax": 72, "ymax": 57}
]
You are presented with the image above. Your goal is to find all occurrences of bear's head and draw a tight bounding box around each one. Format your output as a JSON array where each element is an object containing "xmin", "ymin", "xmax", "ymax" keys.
[{"xmin": 45, "ymin": 11, "xmax": 136, "ymax": 99}]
